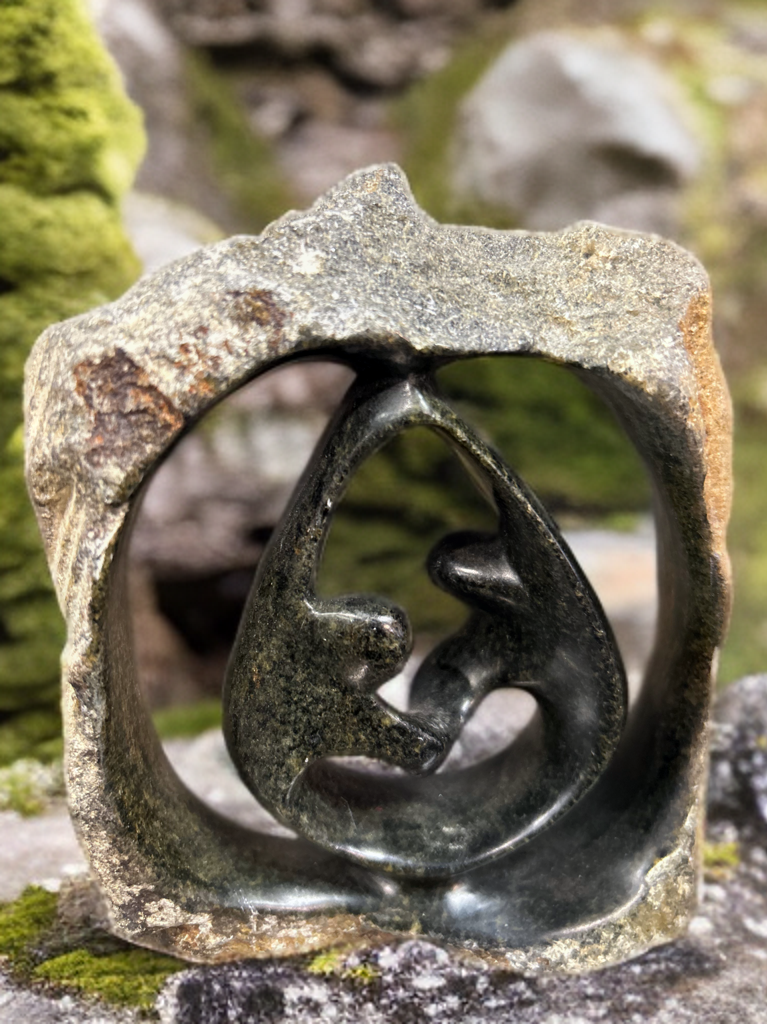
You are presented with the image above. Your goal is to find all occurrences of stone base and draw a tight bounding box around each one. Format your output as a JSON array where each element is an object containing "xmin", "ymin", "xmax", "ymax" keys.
[{"xmin": 3, "ymin": 675, "xmax": 767, "ymax": 1021}]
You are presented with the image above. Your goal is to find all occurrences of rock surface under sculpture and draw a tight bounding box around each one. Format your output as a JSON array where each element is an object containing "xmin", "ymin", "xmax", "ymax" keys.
[
  {"xmin": 24, "ymin": 164, "xmax": 730, "ymax": 970},
  {"xmin": 4, "ymin": 675, "xmax": 767, "ymax": 1022}
]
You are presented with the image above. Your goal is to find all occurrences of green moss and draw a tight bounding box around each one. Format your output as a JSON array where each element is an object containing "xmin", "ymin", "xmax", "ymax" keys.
[
  {"xmin": 184, "ymin": 51, "xmax": 294, "ymax": 232},
  {"xmin": 0, "ymin": 1, "xmax": 144, "ymax": 200},
  {"xmin": 703, "ymin": 839, "xmax": 741, "ymax": 881},
  {"xmin": 0, "ymin": 886, "xmax": 185, "ymax": 1011},
  {"xmin": 32, "ymin": 948, "xmax": 183, "ymax": 1010},
  {"xmin": 0, "ymin": 186, "xmax": 141, "ymax": 288},
  {"xmin": 0, "ymin": 757, "xmax": 64, "ymax": 815},
  {"xmin": 0, "ymin": 886, "xmax": 58, "ymax": 971},
  {"xmin": 152, "ymin": 698, "xmax": 222, "ymax": 739},
  {"xmin": 0, "ymin": 0, "xmax": 145, "ymax": 755},
  {"xmin": 307, "ymin": 948, "xmax": 380, "ymax": 983},
  {"xmin": 342, "ymin": 962, "xmax": 381, "ymax": 984},
  {"xmin": 307, "ymin": 948, "xmax": 346, "ymax": 977},
  {"xmin": 703, "ymin": 840, "xmax": 740, "ymax": 868}
]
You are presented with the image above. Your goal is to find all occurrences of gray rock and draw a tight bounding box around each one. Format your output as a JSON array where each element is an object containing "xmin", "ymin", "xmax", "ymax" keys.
[
  {"xmin": 122, "ymin": 193, "xmax": 223, "ymax": 278},
  {"xmin": 279, "ymin": 120, "xmax": 402, "ymax": 204},
  {"xmin": 94, "ymin": 0, "xmax": 238, "ymax": 230},
  {"xmin": 564, "ymin": 520, "xmax": 657, "ymax": 692},
  {"xmin": 453, "ymin": 30, "xmax": 701, "ymax": 234},
  {"xmin": 708, "ymin": 673, "xmax": 767, "ymax": 831},
  {"xmin": 0, "ymin": 971, "xmax": 138, "ymax": 1024},
  {"xmin": 153, "ymin": 0, "xmax": 478, "ymax": 87},
  {"xmin": 0, "ymin": 808, "xmax": 85, "ymax": 904},
  {"xmin": 155, "ymin": 928, "xmax": 763, "ymax": 1024}
]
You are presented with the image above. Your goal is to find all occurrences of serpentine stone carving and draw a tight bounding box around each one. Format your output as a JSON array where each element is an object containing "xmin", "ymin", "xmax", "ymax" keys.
[
  {"xmin": 224, "ymin": 370, "xmax": 626, "ymax": 878},
  {"xmin": 25, "ymin": 164, "xmax": 731, "ymax": 970}
]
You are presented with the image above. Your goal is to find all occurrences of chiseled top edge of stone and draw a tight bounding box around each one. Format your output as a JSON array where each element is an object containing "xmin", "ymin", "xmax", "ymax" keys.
[{"xmin": 23, "ymin": 163, "xmax": 722, "ymax": 590}]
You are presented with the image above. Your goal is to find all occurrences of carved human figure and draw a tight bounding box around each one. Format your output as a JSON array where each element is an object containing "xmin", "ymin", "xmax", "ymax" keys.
[{"xmin": 224, "ymin": 366, "xmax": 627, "ymax": 877}]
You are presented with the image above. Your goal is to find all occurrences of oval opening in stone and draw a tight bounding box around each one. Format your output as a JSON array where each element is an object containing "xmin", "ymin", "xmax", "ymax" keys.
[{"xmin": 127, "ymin": 352, "xmax": 656, "ymax": 832}]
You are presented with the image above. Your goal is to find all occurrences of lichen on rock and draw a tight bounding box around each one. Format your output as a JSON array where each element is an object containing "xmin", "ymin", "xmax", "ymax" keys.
[{"xmin": 0, "ymin": 0, "xmax": 145, "ymax": 762}]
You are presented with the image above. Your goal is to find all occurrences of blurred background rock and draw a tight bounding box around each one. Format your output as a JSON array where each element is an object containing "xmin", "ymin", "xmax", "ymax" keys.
[{"xmin": 3, "ymin": 0, "xmax": 767, "ymax": 760}]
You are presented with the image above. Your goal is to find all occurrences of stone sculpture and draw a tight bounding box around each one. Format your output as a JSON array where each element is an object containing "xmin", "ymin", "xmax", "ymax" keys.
[{"xmin": 25, "ymin": 164, "xmax": 731, "ymax": 971}]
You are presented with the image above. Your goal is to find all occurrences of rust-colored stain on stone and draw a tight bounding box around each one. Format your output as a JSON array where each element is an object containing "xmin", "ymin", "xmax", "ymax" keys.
[
  {"xmin": 173, "ymin": 339, "xmax": 222, "ymax": 398},
  {"xmin": 154, "ymin": 915, "xmax": 396, "ymax": 965},
  {"xmin": 679, "ymin": 289, "xmax": 733, "ymax": 588},
  {"xmin": 74, "ymin": 348, "xmax": 184, "ymax": 469},
  {"xmin": 226, "ymin": 288, "xmax": 288, "ymax": 348}
]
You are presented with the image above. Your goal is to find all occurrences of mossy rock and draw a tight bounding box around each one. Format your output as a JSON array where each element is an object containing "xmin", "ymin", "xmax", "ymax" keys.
[
  {"xmin": 0, "ymin": 0, "xmax": 145, "ymax": 760},
  {"xmin": 0, "ymin": 1, "xmax": 142, "ymax": 200},
  {"xmin": 0, "ymin": 886, "xmax": 184, "ymax": 1010}
]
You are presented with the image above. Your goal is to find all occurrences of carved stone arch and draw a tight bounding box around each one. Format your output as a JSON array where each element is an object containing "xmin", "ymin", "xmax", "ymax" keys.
[{"xmin": 25, "ymin": 164, "xmax": 730, "ymax": 970}]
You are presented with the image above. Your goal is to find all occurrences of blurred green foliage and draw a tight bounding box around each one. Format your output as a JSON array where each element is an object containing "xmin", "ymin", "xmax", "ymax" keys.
[
  {"xmin": 152, "ymin": 698, "xmax": 223, "ymax": 739},
  {"xmin": 393, "ymin": 21, "xmax": 515, "ymax": 228},
  {"xmin": 184, "ymin": 50, "xmax": 295, "ymax": 232},
  {"xmin": 719, "ymin": 400, "xmax": 767, "ymax": 682},
  {"xmin": 0, "ymin": 0, "xmax": 144, "ymax": 764},
  {"xmin": 0, "ymin": 756, "xmax": 64, "ymax": 815}
]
